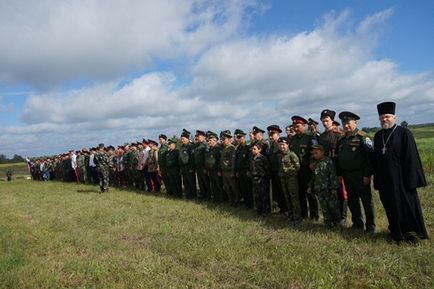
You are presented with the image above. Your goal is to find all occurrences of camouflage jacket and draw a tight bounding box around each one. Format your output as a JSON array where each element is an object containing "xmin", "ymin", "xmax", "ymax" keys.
[
  {"xmin": 277, "ymin": 149, "xmax": 300, "ymax": 178},
  {"xmin": 309, "ymin": 156, "xmax": 338, "ymax": 192}
]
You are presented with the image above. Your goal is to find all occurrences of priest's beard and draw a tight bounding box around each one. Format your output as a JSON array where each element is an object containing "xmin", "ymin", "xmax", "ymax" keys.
[{"xmin": 381, "ymin": 120, "xmax": 396, "ymax": 130}]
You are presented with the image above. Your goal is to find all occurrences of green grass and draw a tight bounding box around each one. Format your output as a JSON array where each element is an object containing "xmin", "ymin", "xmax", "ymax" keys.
[
  {"xmin": 0, "ymin": 162, "xmax": 29, "ymax": 180},
  {"xmin": 1, "ymin": 129, "xmax": 433, "ymax": 288},
  {"xmin": 0, "ymin": 179, "xmax": 433, "ymax": 289}
]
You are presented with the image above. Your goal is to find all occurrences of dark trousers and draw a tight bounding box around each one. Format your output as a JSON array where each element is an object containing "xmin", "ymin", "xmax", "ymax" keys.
[
  {"xmin": 197, "ymin": 168, "xmax": 211, "ymax": 200},
  {"xmin": 271, "ymin": 173, "xmax": 287, "ymax": 213},
  {"xmin": 343, "ymin": 172, "xmax": 375, "ymax": 230},
  {"xmin": 237, "ymin": 169, "xmax": 253, "ymax": 208},
  {"xmin": 181, "ymin": 167, "xmax": 197, "ymax": 199},
  {"xmin": 209, "ymin": 170, "xmax": 223, "ymax": 202},
  {"xmin": 298, "ymin": 168, "xmax": 319, "ymax": 219},
  {"xmin": 253, "ymin": 178, "xmax": 268, "ymax": 215}
]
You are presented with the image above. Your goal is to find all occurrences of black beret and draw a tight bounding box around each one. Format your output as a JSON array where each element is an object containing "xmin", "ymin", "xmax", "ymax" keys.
[{"xmin": 159, "ymin": 134, "xmax": 167, "ymax": 140}]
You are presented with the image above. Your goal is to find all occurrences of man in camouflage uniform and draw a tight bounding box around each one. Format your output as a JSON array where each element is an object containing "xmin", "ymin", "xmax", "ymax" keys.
[
  {"xmin": 277, "ymin": 137, "xmax": 301, "ymax": 221},
  {"xmin": 194, "ymin": 130, "xmax": 210, "ymax": 201},
  {"xmin": 205, "ymin": 131, "xmax": 223, "ymax": 202},
  {"xmin": 166, "ymin": 138, "xmax": 182, "ymax": 197},
  {"xmin": 220, "ymin": 130, "xmax": 240, "ymax": 206},
  {"xmin": 309, "ymin": 144, "xmax": 339, "ymax": 228},
  {"xmin": 179, "ymin": 129, "xmax": 196, "ymax": 199},
  {"xmin": 77, "ymin": 150, "xmax": 87, "ymax": 183},
  {"xmin": 106, "ymin": 146, "xmax": 117, "ymax": 187},
  {"xmin": 267, "ymin": 125, "xmax": 287, "ymax": 214},
  {"xmin": 234, "ymin": 129, "xmax": 253, "ymax": 208},
  {"xmin": 123, "ymin": 144, "xmax": 133, "ymax": 189},
  {"xmin": 94, "ymin": 143, "xmax": 112, "ymax": 193},
  {"xmin": 317, "ymin": 109, "xmax": 347, "ymax": 226},
  {"xmin": 291, "ymin": 115, "xmax": 319, "ymax": 220},
  {"xmin": 337, "ymin": 111, "xmax": 375, "ymax": 233}
]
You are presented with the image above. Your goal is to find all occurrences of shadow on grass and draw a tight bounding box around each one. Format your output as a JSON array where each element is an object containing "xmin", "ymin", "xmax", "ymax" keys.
[{"xmin": 51, "ymin": 181, "xmax": 394, "ymax": 244}]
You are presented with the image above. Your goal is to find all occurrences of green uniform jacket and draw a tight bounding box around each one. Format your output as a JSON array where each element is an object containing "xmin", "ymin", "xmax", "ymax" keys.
[
  {"xmin": 290, "ymin": 133, "xmax": 313, "ymax": 167},
  {"xmin": 235, "ymin": 142, "xmax": 251, "ymax": 171},
  {"xmin": 193, "ymin": 142, "xmax": 207, "ymax": 171},
  {"xmin": 220, "ymin": 144, "xmax": 236, "ymax": 173},
  {"xmin": 166, "ymin": 149, "xmax": 180, "ymax": 168},
  {"xmin": 158, "ymin": 144, "xmax": 168, "ymax": 170},
  {"xmin": 205, "ymin": 145, "xmax": 221, "ymax": 171},
  {"xmin": 268, "ymin": 141, "xmax": 280, "ymax": 173},
  {"xmin": 178, "ymin": 143, "xmax": 195, "ymax": 170},
  {"xmin": 337, "ymin": 129, "xmax": 374, "ymax": 177},
  {"xmin": 277, "ymin": 149, "xmax": 300, "ymax": 178}
]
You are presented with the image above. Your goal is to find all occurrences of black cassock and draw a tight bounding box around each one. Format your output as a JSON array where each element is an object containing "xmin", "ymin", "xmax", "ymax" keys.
[{"xmin": 373, "ymin": 124, "xmax": 428, "ymax": 241}]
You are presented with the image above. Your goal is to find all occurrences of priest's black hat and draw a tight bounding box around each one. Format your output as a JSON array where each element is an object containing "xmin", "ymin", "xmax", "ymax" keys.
[{"xmin": 377, "ymin": 102, "xmax": 396, "ymax": 116}]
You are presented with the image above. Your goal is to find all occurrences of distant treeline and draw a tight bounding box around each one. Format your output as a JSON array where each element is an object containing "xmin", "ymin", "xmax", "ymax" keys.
[{"xmin": 0, "ymin": 154, "xmax": 26, "ymax": 164}]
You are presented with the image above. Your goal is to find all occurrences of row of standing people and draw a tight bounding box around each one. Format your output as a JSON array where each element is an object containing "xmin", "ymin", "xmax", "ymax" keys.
[{"xmin": 29, "ymin": 102, "xmax": 429, "ymax": 243}]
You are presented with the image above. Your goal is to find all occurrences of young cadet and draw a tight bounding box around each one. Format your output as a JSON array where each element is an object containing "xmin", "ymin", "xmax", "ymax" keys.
[
  {"xmin": 250, "ymin": 143, "xmax": 269, "ymax": 217},
  {"xmin": 308, "ymin": 144, "xmax": 339, "ymax": 228},
  {"xmin": 277, "ymin": 137, "xmax": 301, "ymax": 221}
]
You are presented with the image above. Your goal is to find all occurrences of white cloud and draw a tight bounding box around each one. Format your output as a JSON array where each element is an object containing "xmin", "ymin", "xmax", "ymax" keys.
[
  {"xmin": 1, "ymin": 8, "xmax": 434, "ymax": 157},
  {"xmin": 0, "ymin": 0, "xmax": 261, "ymax": 87}
]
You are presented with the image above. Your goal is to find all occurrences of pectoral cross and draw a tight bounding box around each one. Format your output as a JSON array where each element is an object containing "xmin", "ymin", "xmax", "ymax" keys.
[{"xmin": 381, "ymin": 146, "xmax": 387, "ymax": 155}]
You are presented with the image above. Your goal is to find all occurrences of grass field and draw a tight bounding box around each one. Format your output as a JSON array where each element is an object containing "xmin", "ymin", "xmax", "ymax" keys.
[{"xmin": 1, "ymin": 129, "xmax": 433, "ymax": 289}]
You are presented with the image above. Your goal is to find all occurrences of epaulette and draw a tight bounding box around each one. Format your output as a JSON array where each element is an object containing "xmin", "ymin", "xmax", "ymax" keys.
[{"xmin": 356, "ymin": 130, "xmax": 366, "ymax": 137}]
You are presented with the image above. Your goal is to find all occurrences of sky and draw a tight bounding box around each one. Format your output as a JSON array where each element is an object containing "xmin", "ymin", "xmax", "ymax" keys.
[{"xmin": 0, "ymin": 0, "xmax": 433, "ymax": 158}]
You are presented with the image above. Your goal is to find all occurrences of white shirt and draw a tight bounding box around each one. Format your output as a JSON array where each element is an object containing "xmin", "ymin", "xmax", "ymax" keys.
[{"xmin": 89, "ymin": 154, "xmax": 96, "ymax": 167}]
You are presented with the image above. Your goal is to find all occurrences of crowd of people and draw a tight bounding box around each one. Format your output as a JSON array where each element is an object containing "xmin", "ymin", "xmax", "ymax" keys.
[{"xmin": 28, "ymin": 102, "xmax": 429, "ymax": 244}]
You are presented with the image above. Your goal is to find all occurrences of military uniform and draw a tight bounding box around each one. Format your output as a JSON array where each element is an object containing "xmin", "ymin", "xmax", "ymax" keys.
[
  {"xmin": 268, "ymin": 137, "xmax": 287, "ymax": 213},
  {"xmin": 277, "ymin": 137, "xmax": 301, "ymax": 221},
  {"xmin": 76, "ymin": 153, "xmax": 87, "ymax": 183},
  {"xmin": 234, "ymin": 129, "xmax": 253, "ymax": 208},
  {"xmin": 158, "ymin": 135, "xmax": 169, "ymax": 192},
  {"xmin": 291, "ymin": 116, "xmax": 319, "ymax": 220},
  {"xmin": 205, "ymin": 132, "xmax": 224, "ymax": 202},
  {"xmin": 94, "ymin": 145, "xmax": 112, "ymax": 193},
  {"xmin": 310, "ymin": 146, "xmax": 339, "ymax": 227},
  {"xmin": 220, "ymin": 131, "xmax": 240, "ymax": 206},
  {"xmin": 166, "ymin": 141, "xmax": 182, "ymax": 197},
  {"xmin": 337, "ymin": 111, "xmax": 375, "ymax": 232},
  {"xmin": 318, "ymin": 109, "xmax": 347, "ymax": 225},
  {"xmin": 194, "ymin": 132, "xmax": 210, "ymax": 200},
  {"xmin": 179, "ymin": 131, "xmax": 197, "ymax": 199},
  {"xmin": 250, "ymin": 153, "xmax": 269, "ymax": 216}
]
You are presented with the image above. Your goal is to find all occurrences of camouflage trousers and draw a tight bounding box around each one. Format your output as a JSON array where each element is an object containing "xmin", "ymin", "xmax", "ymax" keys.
[
  {"xmin": 280, "ymin": 176, "xmax": 301, "ymax": 221},
  {"xmin": 97, "ymin": 168, "xmax": 109, "ymax": 192},
  {"xmin": 316, "ymin": 189, "xmax": 339, "ymax": 226}
]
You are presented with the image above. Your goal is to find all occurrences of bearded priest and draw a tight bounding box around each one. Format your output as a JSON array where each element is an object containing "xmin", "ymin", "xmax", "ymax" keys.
[{"xmin": 373, "ymin": 101, "xmax": 428, "ymax": 244}]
